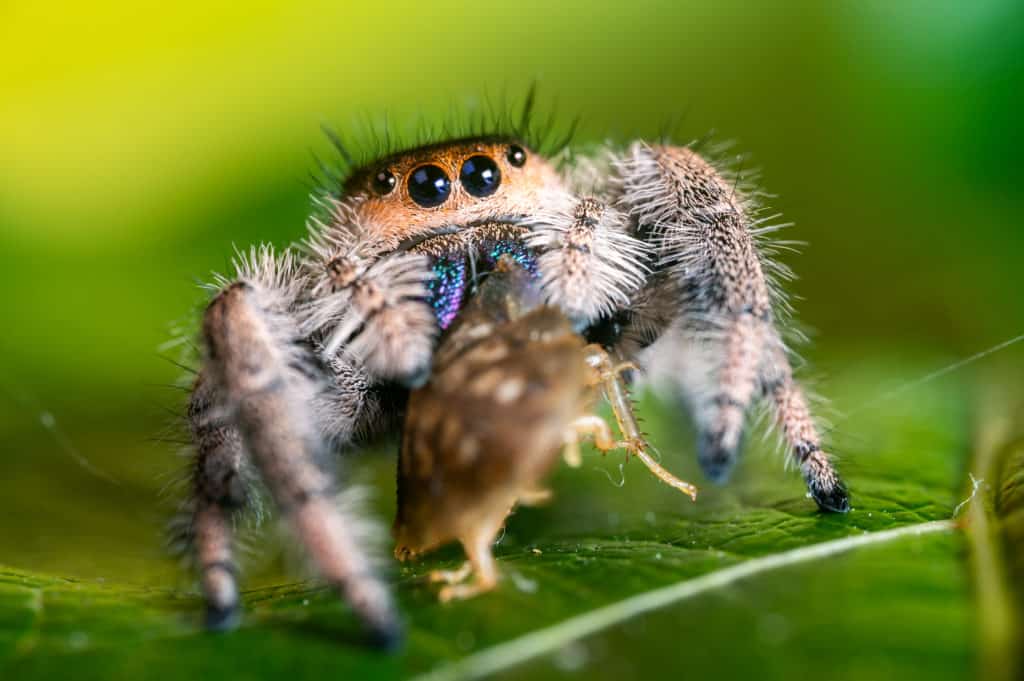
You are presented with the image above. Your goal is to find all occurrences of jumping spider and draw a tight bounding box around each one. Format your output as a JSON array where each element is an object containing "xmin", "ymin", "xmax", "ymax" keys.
[{"xmin": 182, "ymin": 124, "xmax": 849, "ymax": 646}]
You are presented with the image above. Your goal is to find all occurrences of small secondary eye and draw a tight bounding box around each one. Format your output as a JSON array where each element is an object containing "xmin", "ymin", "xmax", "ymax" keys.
[
  {"xmin": 506, "ymin": 145, "xmax": 527, "ymax": 167},
  {"xmin": 373, "ymin": 168, "xmax": 396, "ymax": 195},
  {"xmin": 460, "ymin": 155, "xmax": 501, "ymax": 198},
  {"xmin": 407, "ymin": 165, "xmax": 451, "ymax": 208}
]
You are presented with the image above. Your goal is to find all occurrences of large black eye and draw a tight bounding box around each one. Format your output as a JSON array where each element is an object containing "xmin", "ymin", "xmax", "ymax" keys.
[
  {"xmin": 459, "ymin": 155, "xmax": 501, "ymax": 198},
  {"xmin": 407, "ymin": 165, "xmax": 451, "ymax": 208},
  {"xmin": 372, "ymin": 168, "xmax": 396, "ymax": 195},
  {"xmin": 506, "ymin": 145, "xmax": 527, "ymax": 167}
]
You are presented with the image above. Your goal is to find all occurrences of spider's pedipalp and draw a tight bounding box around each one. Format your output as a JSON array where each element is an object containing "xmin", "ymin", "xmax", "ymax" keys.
[
  {"xmin": 301, "ymin": 207, "xmax": 438, "ymax": 385},
  {"xmin": 527, "ymin": 195, "xmax": 651, "ymax": 327},
  {"xmin": 316, "ymin": 254, "xmax": 436, "ymax": 376}
]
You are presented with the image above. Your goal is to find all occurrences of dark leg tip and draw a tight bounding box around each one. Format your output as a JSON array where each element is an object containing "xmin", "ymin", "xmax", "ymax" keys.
[
  {"xmin": 812, "ymin": 482, "xmax": 851, "ymax": 514},
  {"xmin": 698, "ymin": 431, "xmax": 738, "ymax": 484},
  {"xmin": 400, "ymin": 366, "xmax": 432, "ymax": 390},
  {"xmin": 365, "ymin": 619, "xmax": 404, "ymax": 652},
  {"xmin": 205, "ymin": 603, "xmax": 241, "ymax": 632}
]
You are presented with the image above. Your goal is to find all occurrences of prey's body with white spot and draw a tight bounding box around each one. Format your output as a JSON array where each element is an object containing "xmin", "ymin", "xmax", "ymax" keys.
[
  {"xmin": 395, "ymin": 260, "xmax": 696, "ymax": 601},
  {"xmin": 179, "ymin": 112, "xmax": 849, "ymax": 646}
]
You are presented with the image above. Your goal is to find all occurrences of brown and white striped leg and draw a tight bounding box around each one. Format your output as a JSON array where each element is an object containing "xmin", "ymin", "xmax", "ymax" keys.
[
  {"xmin": 200, "ymin": 279, "xmax": 400, "ymax": 646},
  {"xmin": 187, "ymin": 375, "xmax": 250, "ymax": 629},
  {"xmin": 693, "ymin": 314, "xmax": 766, "ymax": 482},
  {"xmin": 615, "ymin": 142, "xmax": 772, "ymax": 481},
  {"xmin": 763, "ymin": 346, "xmax": 849, "ymax": 512}
]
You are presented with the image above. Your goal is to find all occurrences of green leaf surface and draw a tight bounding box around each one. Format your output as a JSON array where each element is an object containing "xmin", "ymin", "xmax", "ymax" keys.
[{"xmin": 0, "ymin": 356, "xmax": 1014, "ymax": 681}]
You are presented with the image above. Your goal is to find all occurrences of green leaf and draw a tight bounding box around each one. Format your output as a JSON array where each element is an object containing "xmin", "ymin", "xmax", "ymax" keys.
[{"xmin": 0, "ymin": 356, "xmax": 1015, "ymax": 681}]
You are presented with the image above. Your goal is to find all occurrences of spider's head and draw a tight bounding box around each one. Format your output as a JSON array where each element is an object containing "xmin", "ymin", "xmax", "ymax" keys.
[
  {"xmin": 339, "ymin": 137, "xmax": 565, "ymax": 246},
  {"xmin": 304, "ymin": 138, "xmax": 570, "ymax": 383}
]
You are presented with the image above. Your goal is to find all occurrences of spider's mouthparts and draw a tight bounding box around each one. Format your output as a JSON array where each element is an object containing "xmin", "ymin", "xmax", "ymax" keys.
[{"xmin": 401, "ymin": 221, "xmax": 540, "ymax": 331}]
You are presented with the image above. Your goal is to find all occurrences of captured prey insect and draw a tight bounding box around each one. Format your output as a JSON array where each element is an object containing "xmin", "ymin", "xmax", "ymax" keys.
[
  {"xmin": 179, "ymin": 110, "xmax": 850, "ymax": 646},
  {"xmin": 394, "ymin": 256, "xmax": 696, "ymax": 601}
]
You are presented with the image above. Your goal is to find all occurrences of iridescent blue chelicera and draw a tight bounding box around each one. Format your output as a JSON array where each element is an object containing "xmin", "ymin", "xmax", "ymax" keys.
[
  {"xmin": 425, "ymin": 238, "xmax": 540, "ymax": 330},
  {"xmin": 484, "ymin": 238, "xmax": 538, "ymax": 276},
  {"xmin": 427, "ymin": 256, "xmax": 467, "ymax": 330}
]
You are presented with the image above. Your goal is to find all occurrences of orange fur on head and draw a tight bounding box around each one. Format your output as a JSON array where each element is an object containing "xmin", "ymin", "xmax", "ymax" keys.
[{"xmin": 338, "ymin": 138, "xmax": 567, "ymax": 247}]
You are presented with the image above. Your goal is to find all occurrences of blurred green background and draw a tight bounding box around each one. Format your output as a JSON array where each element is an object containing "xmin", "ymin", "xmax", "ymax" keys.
[{"xmin": 1, "ymin": 0, "xmax": 1022, "ymax": 618}]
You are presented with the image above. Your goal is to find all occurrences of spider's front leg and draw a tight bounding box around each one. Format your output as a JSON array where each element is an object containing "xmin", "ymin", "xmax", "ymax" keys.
[
  {"xmin": 613, "ymin": 142, "xmax": 849, "ymax": 512},
  {"xmin": 187, "ymin": 249, "xmax": 413, "ymax": 647}
]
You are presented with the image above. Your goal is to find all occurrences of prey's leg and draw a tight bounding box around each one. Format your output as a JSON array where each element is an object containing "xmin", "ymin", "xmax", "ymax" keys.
[
  {"xmin": 518, "ymin": 488, "xmax": 554, "ymax": 506},
  {"xmin": 428, "ymin": 561, "xmax": 474, "ymax": 586},
  {"xmin": 439, "ymin": 526, "xmax": 501, "ymax": 603},
  {"xmin": 577, "ymin": 347, "xmax": 698, "ymax": 501},
  {"xmin": 561, "ymin": 432, "xmax": 583, "ymax": 468}
]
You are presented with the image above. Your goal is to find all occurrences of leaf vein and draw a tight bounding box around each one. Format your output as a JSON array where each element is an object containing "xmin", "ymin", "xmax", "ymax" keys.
[{"xmin": 411, "ymin": 519, "xmax": 956, "ymax": 681}]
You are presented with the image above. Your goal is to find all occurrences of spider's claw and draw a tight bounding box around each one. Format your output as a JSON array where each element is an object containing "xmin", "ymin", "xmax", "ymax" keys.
[
  {"xmin": 800, "ymin": 446, "xmax": 851, "ymax": 513},
  {"xmin": 399, "ymin": 364, "xmax": 432, "ymax": 389},
  {"xmin": 365, "ymin": 617, "xmax": 404, "ymax": 652},
  {"xmin": 698, "ymin": 430, "xmax": 738, "ymax": 484},
  {"xmin": 204, "ymin": 602, "xmax": 241, "ymax": 632},
  {"xmin": 341, "ymin": 576, "xmax": 405, "ymax": 651},
  {"xmin": 811, "ymin": 480, "xmax": 851, "ymax": 514}
]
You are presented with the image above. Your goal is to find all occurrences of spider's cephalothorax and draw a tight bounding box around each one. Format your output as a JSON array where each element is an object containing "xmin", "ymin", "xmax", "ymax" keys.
[{"xmin": 182, "ymin": 129, "xmax": 849, "ymax": 646}]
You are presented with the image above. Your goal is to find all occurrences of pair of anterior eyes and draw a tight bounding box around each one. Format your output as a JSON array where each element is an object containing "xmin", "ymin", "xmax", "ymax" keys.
[{"xmin": 372, "ymin": 145, "xmax": 528, "ymax": 208}]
